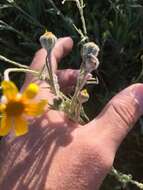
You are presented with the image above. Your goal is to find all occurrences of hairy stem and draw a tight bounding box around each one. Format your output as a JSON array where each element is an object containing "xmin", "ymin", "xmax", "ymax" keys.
[
  {"xmin": 0, "ymin": 55, "xmax": 29, "ymax": 69},
  {"xmin": 4, "ymin": 68, "xmax": 39, "ymax": 81}
]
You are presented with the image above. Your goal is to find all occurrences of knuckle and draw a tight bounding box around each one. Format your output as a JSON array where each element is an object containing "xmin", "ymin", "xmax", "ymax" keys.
[{"xmin": 110, "ymin": 97, "xmax": 139, "ymax": 127}]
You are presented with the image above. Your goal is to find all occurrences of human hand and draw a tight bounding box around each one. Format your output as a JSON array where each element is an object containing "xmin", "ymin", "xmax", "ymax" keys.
[{"xmin": 0, "ymin": 37, "xmax": 143, "ymax": 190}]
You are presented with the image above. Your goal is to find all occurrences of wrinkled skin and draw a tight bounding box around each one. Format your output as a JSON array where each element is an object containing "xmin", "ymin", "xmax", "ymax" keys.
[{"xmin": 0, "ymin": 37, "xmax": 143, "ymax": 190}]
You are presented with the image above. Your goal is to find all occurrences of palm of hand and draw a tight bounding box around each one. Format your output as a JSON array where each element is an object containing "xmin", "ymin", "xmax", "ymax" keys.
[{"xmin": 0, "ymin": 37, "xmax": 141, "ymax": 190}]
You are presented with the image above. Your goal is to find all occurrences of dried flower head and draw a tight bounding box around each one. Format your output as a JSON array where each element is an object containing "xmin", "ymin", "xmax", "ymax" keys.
[
  {"xmin": 40, "ymin": 31, "xmax": 57, "ymax": 52},
  {"xmin": 82, "ymin": 42, "xmax": 100, "ymax": 58},
  {"xmin": 0, "ymin": 81, "xmax": 47, "ymax": 136},
  {"xmin": 81, "ymin": 42, "xmax": 100, "ymax": 72}
]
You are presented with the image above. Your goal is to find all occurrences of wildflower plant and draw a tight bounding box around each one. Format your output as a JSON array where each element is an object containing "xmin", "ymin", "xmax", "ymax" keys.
[
  {"xmin": 0, "ymin": 27, "xmax": 100, "ymax": 136},
  {"xmin": 39, "ymin": 30, "xmax": 100, "ymax": 123}
]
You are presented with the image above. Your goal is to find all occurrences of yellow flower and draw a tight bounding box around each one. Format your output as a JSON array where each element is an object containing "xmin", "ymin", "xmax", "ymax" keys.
[{"xmin": 0, "ymin": 81, "xmax": 47, "ymax": 136}]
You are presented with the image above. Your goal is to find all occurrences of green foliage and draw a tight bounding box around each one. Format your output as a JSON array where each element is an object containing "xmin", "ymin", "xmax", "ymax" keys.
[{"xmin": 0, "ymin": 0, "xmax": 143, "ymax": 189}]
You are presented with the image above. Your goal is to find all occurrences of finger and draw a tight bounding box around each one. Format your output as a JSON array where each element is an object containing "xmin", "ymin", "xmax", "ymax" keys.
[
  {"xmin": 85, "ymin": 83, "xmax": 143, "ymax": 153},
  {"xmin": 57, "ymin": 69, "xmax": 79, "ymax": 93},
  {"xmin": 31, "ymin": 37, "xmax": 73, "ymax": 71},
  {"xmin": 52, "ymin": 37, "xmax": 73, "ymax": 71},
  {"xmin": 24, "ymin": 37, "xmax": 73, "ymax": 83}
]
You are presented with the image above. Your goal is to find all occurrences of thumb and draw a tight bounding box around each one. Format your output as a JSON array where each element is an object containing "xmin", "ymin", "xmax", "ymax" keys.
[{"xmin": 86, "ymin": 83, "xmax": 143, "ymax": 153}]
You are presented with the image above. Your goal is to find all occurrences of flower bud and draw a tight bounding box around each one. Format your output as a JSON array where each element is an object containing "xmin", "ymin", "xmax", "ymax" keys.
[
  {"xmin": 81, "ymin": 42, "xmax": 100, "ymax": 72},
  {"xmin": 81, "ymin": 42, "xmax": 100, "ymax": 59},
  {"xmin": 85, "ymin": 55, "xmax": 99, "ymax": 72},
  {"xmin": 79, "ymin": 89, "xmax": 89, "ymax": 103},
  {"xmin": 40, "ymin": 31, "xmax": 57, "ymax": 52}
]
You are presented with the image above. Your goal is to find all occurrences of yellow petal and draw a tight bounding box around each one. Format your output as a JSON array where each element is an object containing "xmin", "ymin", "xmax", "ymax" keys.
[
  {"xmin": 81, "ymin": 89, "xmax": 89, "ymax": 97},
  {"xmin": 1, "ymin": 80, "xmax": 18, "ymax": 100},
  {"xmin": 14, "ymin": 116, "xmax": 28, "ymax": 136},
  {"xmin": 0, "ymin": 103, "xmax": 6, "ymax": 112},
  {"xmin": 24, "ymin": 100, "xmax": 47, "ymax": 116},
  {"xmin": 0, "ymin": 114, "xmax": 11, "ymax": 136},
  {"xmin": 23, "ymin": 83, "xmax": 39, "ymax": 99}
]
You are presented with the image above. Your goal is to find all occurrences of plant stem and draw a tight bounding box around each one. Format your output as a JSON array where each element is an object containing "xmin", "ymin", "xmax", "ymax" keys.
[
  {"xmin": 111, "ymin": 167, "xmax": 143, "ymax": 189},
  {"xmin": 46, "ymin": 54, "xmax": 57, "ymax": 95},
  {"xmin": 75, "ymin": 0, "xmax": 87, "ymax": 36},
  {"xmin": 4, "ymin": 68, "xmax": 39, "ymax": 81},
  {"xmin": 0, "ymin": 55, "xmax": 29, "ymax": 69},
  {"xmin": 46, "ymin": 0, "xmax": 76, "ymax": 35}
]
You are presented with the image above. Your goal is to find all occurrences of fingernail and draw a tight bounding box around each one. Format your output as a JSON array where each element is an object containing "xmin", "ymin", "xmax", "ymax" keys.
[{"xmin": 132, "ymin": 84, "xmax": 143, "ymax": 113}]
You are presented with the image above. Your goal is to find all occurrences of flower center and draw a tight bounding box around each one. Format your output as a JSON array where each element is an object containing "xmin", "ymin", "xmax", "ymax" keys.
[{"xmin": 6, "ymin": 100, "xmax": 25, "ymax": 116}]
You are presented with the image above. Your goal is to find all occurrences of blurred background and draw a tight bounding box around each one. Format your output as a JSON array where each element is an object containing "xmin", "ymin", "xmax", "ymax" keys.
[{"xmin": 0, "ymin": 0, "xmax": 143, "ymax": 189}]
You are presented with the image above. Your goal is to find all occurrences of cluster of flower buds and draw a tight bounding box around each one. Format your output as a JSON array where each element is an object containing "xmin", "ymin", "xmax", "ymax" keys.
[
  {"xmin": 70, "ymin": 41, "xmax": 100, "ymax": 122},
  {"xmin": 39, "ymin": 31, "xmax": 100, "ymax": 123},
  {"xmin": 81, "ymin": 42, "xmax": 100, "ymax": 73}
]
